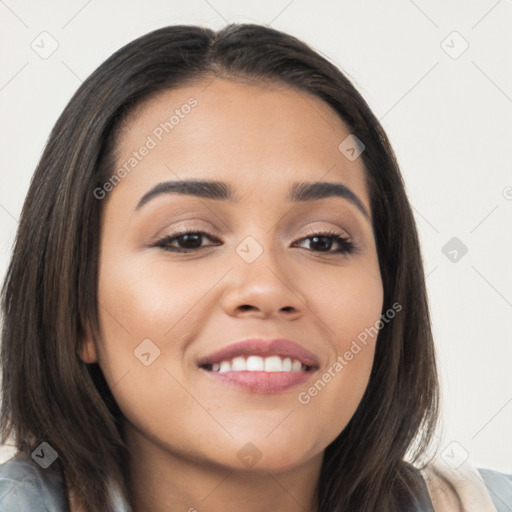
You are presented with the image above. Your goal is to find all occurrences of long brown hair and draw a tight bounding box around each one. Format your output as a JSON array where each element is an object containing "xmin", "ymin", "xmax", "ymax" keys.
[{"xmin": 1, "ymin": 23, "xmax": 439, "ymax": 511}]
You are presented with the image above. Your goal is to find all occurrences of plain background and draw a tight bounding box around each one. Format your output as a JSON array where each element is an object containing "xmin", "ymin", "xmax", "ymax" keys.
[{"xmin": 0, "ymin": 0, "xmax": 511, "ymax": 472}]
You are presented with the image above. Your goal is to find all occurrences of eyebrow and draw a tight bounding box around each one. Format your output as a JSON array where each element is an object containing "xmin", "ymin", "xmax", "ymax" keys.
[{"xmin": 135, "ymin": 180, "xmax": 371, "ymax": 220}]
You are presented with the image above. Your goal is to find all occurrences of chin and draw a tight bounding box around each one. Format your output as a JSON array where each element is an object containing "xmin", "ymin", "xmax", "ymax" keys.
[{"xmin": 218, "ymin": 436, "xmax": 321, "ymax": 474}]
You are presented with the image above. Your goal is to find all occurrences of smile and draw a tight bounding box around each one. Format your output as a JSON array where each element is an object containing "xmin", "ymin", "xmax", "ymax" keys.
[
  {"xmin": 196, "ymin": 338, "xmax": 319, "ymax": 393},
  {"xmin": 202, "ymin": 355, "xmax": 309, "ymax": 373}
]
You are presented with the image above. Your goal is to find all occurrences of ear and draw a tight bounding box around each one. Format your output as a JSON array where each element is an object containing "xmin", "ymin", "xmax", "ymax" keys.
[{"xmin": 78, "ymin": 327, "xmax": 98, "ymax": 364}]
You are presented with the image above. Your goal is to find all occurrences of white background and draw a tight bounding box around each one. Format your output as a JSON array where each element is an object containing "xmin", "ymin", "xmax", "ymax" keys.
[{"xmin": 0, "ymin": 0, "xmax": 511, "ymax": 472}]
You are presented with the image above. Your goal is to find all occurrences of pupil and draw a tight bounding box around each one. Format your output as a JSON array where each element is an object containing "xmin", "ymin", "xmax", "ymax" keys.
[
  {"xmin": 311, "ymin": 236, "xmax": 331, "ymax": 251},
  {"xmin": 181, "ymin": 234, "xmax": 201, "ymax": 248}
]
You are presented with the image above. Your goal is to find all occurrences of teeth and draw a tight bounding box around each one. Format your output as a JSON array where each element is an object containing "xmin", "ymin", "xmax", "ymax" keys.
[
  {"xmin": 292, "ymin": 359, "xmax": 303, "ymax": 372},
  {"xmin": 231, "ymin": 356, "xmax": 246, "ymax": 371},
  {"xmin": 207, "ymin": 355, "xmax": 307, "ymax": 373},
  {"xmin": 247, "ymin": 355, "xmax": 264, "ymax": 371},
  {"xmin": 264, "ymin": 355, "xmax": 282, "ymax": 372}
]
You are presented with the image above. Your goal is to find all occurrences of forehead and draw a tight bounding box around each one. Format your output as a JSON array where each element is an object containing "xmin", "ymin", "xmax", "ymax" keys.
[{"xmin": 110, "ymin": 77, "xmax": 370, "ymax": 214}]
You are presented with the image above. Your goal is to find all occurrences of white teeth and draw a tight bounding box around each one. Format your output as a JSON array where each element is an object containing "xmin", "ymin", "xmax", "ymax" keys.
[
  {"xmin": 209, "ymin": 355, "xmax": 307, "ymax": 373},
  {"xmin": 292, "ymin": 359, "xmax": 303, "ymax": 372},
  {"xmin": 247, "ymin": 355, "xmax": 264, "ymax": 371},
  {"xmin": 231, "ymin": 356, "xmax": 246, "ymax": 371},
  {"xmin": 219, "ymin": 360, "xmax": 231, "ymax": 372},
  {"xmin": 264, "ymin": 355, "xmax": 282, "ymax": 372}
]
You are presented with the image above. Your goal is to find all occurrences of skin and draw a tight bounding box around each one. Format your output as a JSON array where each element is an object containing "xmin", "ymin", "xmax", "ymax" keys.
[{"xmin": 80, "ymin": 77, "xmax": 384, "ymax": 512}]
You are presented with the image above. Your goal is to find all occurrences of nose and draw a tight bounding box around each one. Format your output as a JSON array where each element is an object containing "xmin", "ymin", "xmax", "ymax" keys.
[{"xmin": 220, "ymin": 243, "xmax": 306, "ymax": 320}]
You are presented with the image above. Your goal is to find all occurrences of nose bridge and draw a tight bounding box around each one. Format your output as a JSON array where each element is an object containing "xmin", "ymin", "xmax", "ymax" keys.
[
  {"xmin": 234, "ymin": 217, "xmax": 286, "ymax": 276},
  {"xmin": 220, "ymin": 228, "xmax": 305, "ymax": 318}
]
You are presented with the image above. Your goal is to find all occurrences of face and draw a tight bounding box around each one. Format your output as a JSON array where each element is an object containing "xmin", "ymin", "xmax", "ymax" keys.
[{"xmin": 81, "ymin": 77, "xmax": 383, "ymax": 473}]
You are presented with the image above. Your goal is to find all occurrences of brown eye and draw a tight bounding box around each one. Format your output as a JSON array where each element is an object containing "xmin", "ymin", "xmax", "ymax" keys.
[
  {"xmin": 294, "ymin": 231, "xmax": 356, "ymax": 254},
  {"xmin": 154, "ymin": 231, "xmax": 220, "ymax": 253},
  {"xmin": 153, "ymin": 228, "xmax": 357, "ymax": 255}
]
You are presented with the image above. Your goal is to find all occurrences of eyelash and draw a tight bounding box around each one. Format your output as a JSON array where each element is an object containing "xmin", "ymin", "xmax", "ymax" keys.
[{"xmin": 153, "ymin": 227, "xmax": 356, "ymax": 255}]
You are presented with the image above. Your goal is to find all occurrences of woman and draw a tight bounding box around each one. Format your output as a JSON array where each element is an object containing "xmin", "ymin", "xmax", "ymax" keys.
[{"xmin": 0, "ymin": 23, "xmax": 510, "ymax": 512}]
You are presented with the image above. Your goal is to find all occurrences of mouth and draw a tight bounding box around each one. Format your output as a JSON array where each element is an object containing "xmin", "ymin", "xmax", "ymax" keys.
[
  {"xmin": 197, "ymin": 338, "xmax": 320, "ymax": 394},
  {"xmin": 201, "ymin": 355, "xmax": 312, "ymax": 373}
]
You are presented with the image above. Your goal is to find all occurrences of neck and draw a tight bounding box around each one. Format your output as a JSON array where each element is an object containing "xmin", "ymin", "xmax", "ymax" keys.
[{"xmin": 124, "ymin": 424, "xmax": 322, "ymax": 512}]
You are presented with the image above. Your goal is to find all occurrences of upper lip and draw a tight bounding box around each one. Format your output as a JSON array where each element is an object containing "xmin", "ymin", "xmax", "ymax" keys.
[{"xmin": 196, "ymin": 338, "xmax": 320, "ymax": 369}]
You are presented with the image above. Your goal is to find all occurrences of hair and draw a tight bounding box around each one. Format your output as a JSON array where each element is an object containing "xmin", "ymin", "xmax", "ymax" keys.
[{"xmin": 1, "ymin": 23, "xmax": 439, "ymax": 511}]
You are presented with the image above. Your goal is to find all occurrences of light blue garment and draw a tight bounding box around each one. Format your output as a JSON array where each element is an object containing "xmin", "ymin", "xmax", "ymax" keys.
[
  {"xmin": 478, "ymin": 468, "xmax": 512, "ymax": 512},
  {"xmin": 0, "ymin": 453, "xmax": 511, "ymax": 511},
  {"xmin": 0, "ymin": 454, "xmax": 131, "ymax": 511}
]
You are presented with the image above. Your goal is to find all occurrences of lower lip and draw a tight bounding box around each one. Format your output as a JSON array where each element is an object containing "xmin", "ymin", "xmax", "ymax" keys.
[{"xmin": 200, "ymin": 369, "xmax": 315, "ymax": 394}]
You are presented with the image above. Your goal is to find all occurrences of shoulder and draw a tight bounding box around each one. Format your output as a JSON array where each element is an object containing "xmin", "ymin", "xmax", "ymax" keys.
[
  {"xmin": 478, "ymin": 468, "xmax": 512, "ymax": 512},
  {"xmin": 421, "ymin": 460, "xmax": 512, "ymax": 512},
  {"xmin": 0, "ymin": 453, "xmax": 69, "ymax": 512}
]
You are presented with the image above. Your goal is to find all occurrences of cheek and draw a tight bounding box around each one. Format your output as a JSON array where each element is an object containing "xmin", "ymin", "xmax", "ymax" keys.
[
  {"xmin": 298, "ymin": 257, "xmax": 383, "ymax": 353},
  {"xmin": 294, "ymin": 266, "xmax": 383, "ymax": 439},
  {"xmin": 93, "ymin": 252, "xmax": 241, "ymax": 414},
  {"xmin": 328, "ymin": 269, "xmax": 382, "ymax": 331},
  {"xmin": 93, "ymin": 255, "xmax": 215, "ymax": 446},
  {"xmin": 92, "ymin": 253, "xmax": 189, "ymax": 391},
  {"xmin": 96, "ymin": 252, "xmax": 208, "ymax": 346}
]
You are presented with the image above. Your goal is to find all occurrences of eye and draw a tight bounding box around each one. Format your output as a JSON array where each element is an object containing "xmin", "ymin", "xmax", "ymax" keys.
[
  {"xmin": 293, "ymin": 228, "xmax": 356, "ymax": 255},
  {"xmin": 153, "ymin": 228, "xmax": 356, "ymax": 255},
  {"xmin": 154, "ymin": 230, "xmax": 220, "ymax": 253}
]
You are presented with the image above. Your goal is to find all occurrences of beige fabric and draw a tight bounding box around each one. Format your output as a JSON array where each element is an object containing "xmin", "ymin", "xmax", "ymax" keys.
[{"xmin": 421, "ymin": 458, "xmax": 497, "ymax": 512}]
